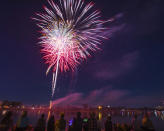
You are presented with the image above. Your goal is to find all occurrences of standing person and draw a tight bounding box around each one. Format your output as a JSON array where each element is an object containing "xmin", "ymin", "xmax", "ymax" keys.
[
  {"xmin": 47, "ymin": 115, "xmax": 55, "ymax": 131},
  {"xmin": 68, "ymin": 117, "xmax": 74, "ymax": 131},
  {"xmin": 83, "ymin": 117, "xmax": 89, "ymax": 131},
  {"xmin": 58, "ymin": 113, "xmax": 66, "ymax": 131},
  {"xmin": 116, "ymin": 123, "xmax": 122, "ymax": 131},
  {"xmin": 72, "ymin": 112, "xmax": 83, "ymax": 131},
  {"xmin": 88, "ymin": 112, "xmax": 98, "ymax": 131},
  {"xmin": 35, "ymin": 114, "xmax": 46, "ymax": 131},
  {"xmin": 97, "ymin": 116, "xmax": 102, "ymax": 131},
  {"xmin": 121, "ymin": 123, "xmax": 130, "ymax": 131},
  {"xmin": 113, "ymin": 123, "xmax": 117, "ymax": 131},
  {"xmin": 16, "ymin": 111, "xmax": 29, "ymax": 131},
  {"xmin": 55, "ymin": 120, "xmax": 60, "ymax": 131},
  {"xmin": 0, "ymin": 111, "xmax": 13, "ymax": 131},
  {"xmin": 141, "ymin": 113, "xmax": 155, "ymax": 131},
  {"xmin": 105, "ymin": 116, "xmax": 112, "ymax": 131},
  {"xmin": 131, "ymin": 115, "xmax": 141, "ymax": 131}
]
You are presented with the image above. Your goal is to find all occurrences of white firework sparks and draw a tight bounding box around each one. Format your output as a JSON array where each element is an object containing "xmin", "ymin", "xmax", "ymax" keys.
[{"xmin": 33, "ymin": 0, "xmax": 110, "ymax": 96}]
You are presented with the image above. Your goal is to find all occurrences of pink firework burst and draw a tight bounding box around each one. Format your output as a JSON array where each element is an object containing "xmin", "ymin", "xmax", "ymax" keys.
[{"xmin": 33, "ymin": 0, "xmax": 110, "ymax": 96}]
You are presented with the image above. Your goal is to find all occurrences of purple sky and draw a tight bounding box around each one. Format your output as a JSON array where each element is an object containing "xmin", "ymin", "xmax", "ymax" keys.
[{"xmin": 0, "ymin": 0, "xmax": 164, "ymax": 107}]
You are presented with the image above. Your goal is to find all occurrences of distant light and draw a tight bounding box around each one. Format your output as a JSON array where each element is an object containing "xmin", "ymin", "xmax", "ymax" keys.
[
  {"xmin": 107, "ymin": 105, "xmax": 111, "ymax": 108},
  {"xmin": 98, "ymin": 106, "xmax": 102, "ymax": 110},
  {"xmin": 3, "ymin": 106, "xmax": 9, "ymax": 109},
  {"xmin": 2, "ymin": 110, "xmax": 7, "ymax": 115}
]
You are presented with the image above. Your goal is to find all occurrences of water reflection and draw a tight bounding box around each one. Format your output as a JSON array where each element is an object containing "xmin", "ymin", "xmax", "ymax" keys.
[{"xmin": 154, "ymin": 110, "xmax": 164, "ymax": 120}]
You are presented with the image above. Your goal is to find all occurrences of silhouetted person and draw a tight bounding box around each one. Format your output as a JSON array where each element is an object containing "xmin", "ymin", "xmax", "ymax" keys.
[
  {"xmin": 35, "ymin": 114, "xmax": 46, "ymax": 131},
  {"xmin": 105, "ymin": 116, "xmax": 112, "ymax": 131},
  {"xmin": 16, "ymin": 111, "xmax": 29, "ymax": 131},
  {"xmin": 72, "ymin": 112, "xmax": 83, "ymax": 131},
  {"xmin": 113, "ymin": 123, "xmax": 117, "ymax": 131},
  {"xmin": 68, "ymin": 117, "xmax": 74, "ymax": 131},
  {"xmin": 83, "ymin": 117, "xmax": 89, "ymax": 131},
  {"xmin": 58, "ymin": 113, "xmax": 66, "ymax": 131},
  {"xmin": 0, "ymin": 111, "xmax": 13, "ymax": 131},
  {"xmin": 131, "ymin": 115, "xmax": 141, "ymax": 131},
  {"xmin": 141, "ymin": 113, "xmax": 155, "ymax": 131},
  {"xmin": 55, "ymin": 120, "xmax": 60, "ymax": 131},
  {"xmin": 68, "ymin": 125, "xmax": 73, "ymax": 131},
  {"xmin": 47, "ymin": 115, "xmax": 55, "ymax": 131},
  {"xmin": 121, "ymin": 123, "xmax": 130, "ymax": 131},
  {"xmin": 116, "ymin": 123, "xmax": 122, "ymax": 131},
  {"xmin": 88, "ymin": 112, "xmax": 98, "ymax": 131},
  {"xmin": 97, "ymin": 116, "xmax": 102, "ymax": 131}
]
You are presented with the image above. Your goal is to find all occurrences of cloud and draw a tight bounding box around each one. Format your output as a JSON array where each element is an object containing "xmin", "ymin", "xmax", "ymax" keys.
[
  {"xmin": 102, "ymin": 12, "xmax": 126, "ymax": 37},
  {"xmin": 52, "ymin": 86, "xmax": 129, "ymax": 106},
  {"xmin": 52, "ymin": 87, "xmax": 162, "ymax": 107},
  {"xmin": 93, "ymin": 51, "xmax": 139, "ymax": 80}
]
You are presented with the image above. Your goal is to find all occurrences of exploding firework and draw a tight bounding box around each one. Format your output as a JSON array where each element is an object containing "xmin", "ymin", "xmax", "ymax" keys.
[{"xmin": 33, "ymin": 0, "xmax": 110, "ymax": 96}]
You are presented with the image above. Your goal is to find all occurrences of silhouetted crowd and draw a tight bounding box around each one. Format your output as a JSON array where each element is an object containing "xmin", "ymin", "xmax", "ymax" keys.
[{"xmin": 0, "ymin": 111, "xmax": 155, "ymax": 131}]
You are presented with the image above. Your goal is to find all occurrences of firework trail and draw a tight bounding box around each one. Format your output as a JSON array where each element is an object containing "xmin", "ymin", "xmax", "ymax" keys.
[{"xmin": 33, "ymin": 0, "xmax": 111, "ymax": 97}]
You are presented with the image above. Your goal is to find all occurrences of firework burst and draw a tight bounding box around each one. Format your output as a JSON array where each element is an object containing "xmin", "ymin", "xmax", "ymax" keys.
[{"xmin": 33, "ymin": 0, "xmax": 110, "ymax": 96}]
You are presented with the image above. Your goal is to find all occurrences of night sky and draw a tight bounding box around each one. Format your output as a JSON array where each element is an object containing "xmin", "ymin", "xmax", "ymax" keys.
[{"xmin": 0, "ymin": 0, "xmax": 164, "ymax": 107}]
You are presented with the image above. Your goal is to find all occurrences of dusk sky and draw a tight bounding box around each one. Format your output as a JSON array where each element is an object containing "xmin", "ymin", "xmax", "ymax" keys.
[{"xmin": 0, "ymin": 0, "xmax": 163, "ymax": 107}]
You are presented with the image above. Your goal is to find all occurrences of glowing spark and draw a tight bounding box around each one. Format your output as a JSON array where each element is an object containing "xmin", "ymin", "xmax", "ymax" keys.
[{"xmin": 33, "ymin": 0, "xmax": 110, "ymax": 96}]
